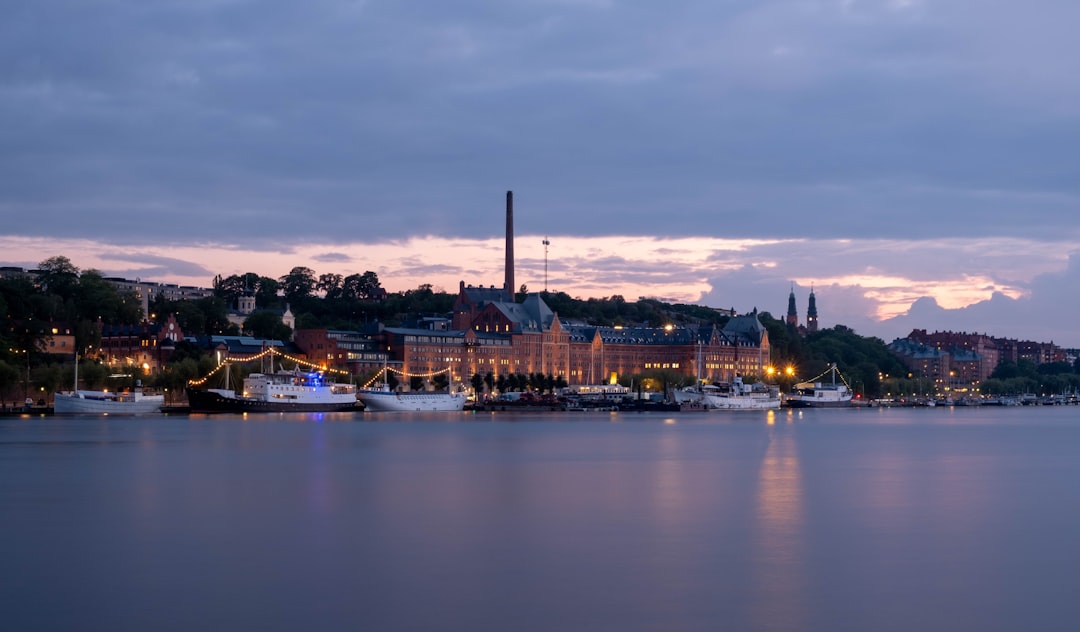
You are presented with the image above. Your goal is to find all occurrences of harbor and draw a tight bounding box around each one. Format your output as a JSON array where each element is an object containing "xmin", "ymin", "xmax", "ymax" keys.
[{"xmin": 6, "ymin": 406, "xmax": 1080, "ymax": 631}]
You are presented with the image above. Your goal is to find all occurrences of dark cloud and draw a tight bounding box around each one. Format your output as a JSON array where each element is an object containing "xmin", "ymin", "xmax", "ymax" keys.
[
  {"xmin": 3, "ymin": 0, "xmax": 1077, "ymax": 245},
  {"xmin": 312, "ymin": 252, "xmax": 352, "ymax": 263},
  {"xmin": 3, "ymin": 1, "xmax": 1079, "ymax": 346}
]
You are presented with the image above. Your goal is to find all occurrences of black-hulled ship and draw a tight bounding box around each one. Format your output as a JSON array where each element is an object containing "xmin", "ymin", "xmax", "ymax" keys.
[{"xmin": 187, "ymin": 368, "xmax": 361, "ymax": 413}]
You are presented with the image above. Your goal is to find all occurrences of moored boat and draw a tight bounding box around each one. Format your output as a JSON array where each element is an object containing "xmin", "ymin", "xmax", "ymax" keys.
[
  {"xmin": 356, "ymin": 383, "xmax": 467, "ymax": 412},
  {"xmin": 188, "ymin": 368, "xmax": 360, "ymax": 414},
  {"xmin": 702, "ymin": 376, "xmax": 781, "ymax": 410},
  {"xmin": 54, "ymin": 389, "xmax": 164, "ymax": 415},
  {"xmin": 675, "ymin": 376, "xmax": 780, "ymax": 410},
  {"xmin": 785, "ymin": 363, "xmax": 853, "ymax": 408},
  {"xmin": 54, "ymin": 355, "xmax": 164, "ymax": 415}
]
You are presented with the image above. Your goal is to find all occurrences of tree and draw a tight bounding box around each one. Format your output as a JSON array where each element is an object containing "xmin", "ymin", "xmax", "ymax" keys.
[
  {"xmin": 280, "ymin": 267, "xmax": 316, "ymax": 305},
  {"xmin": 197, "ymin": 296, "xmax": 234, "ymax": 335},
  {"xmin": 317, "ymin": 273, "xmax": 344, "ymax": 299},
  {"xmin": 76, "ymin": 270, "xmax": 143, "ymax": 324},
  {"xmin": 0, "ymin": 359, "xmax": 20, "ymax": 406},
  {"xmin": 470, "ymin": 373, "xmax": 485, "ymax": 398},
  {"xmin": 254, "ymin": 276, "xmax": 282, "ymax": 309},
  {"xmin": 243, "ymin": 311, "xmax": 292, "ymax": 342},
  {"xmin": 37, "ymin": 256, "xmax": 80, "ymax": 300}
]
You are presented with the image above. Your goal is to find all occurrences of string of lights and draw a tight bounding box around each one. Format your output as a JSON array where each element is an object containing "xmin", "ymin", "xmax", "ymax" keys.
[
  {"xmin": 187, "ymin": 347, "xmax": 349, "ymax": 387},
  {"xmin": 359, "ymin": 366, "xmax": 452, "ymax": 389},
  {"xmin": 802, "ymin": 363, "xmax": 853, "ymax": 390}
]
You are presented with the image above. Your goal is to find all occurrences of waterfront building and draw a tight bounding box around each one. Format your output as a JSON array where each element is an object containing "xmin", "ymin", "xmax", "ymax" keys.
[
  {"xmin": 294, "ymin": 327, "xmax": 388, "ymax": 374},
  {"xmin": 97, "ymin": 314, "xmax": 184, "ymax": 373},
  {"xmin": 907, "ymin": 330, "xmax": 1000, "ymax": 384}
]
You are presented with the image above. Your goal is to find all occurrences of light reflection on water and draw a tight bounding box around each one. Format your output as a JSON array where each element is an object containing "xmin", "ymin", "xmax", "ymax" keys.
[{"xmin": 3, "ymin": 407, "xmax": 1080, "ymax": 631}]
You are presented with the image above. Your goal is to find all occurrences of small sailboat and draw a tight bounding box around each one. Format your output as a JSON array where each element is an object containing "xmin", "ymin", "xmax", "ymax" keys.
[{"xmin": 54, "ymin": 354, "xmax": 164, "ymax": 415}]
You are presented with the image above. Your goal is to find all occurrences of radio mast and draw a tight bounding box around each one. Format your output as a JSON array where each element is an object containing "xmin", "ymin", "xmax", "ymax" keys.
[{"xmin": 542, "ymin": 237, "xmax": 550, "ymax": 292}]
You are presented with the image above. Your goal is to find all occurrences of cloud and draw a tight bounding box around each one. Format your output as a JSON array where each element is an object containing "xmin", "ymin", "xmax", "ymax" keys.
[
  {"xmin": 2, "ymin": 1, "xmax": 1079, "ymax": 348},
  {"xmin": 312, "ymin": 252, "xmax": 352, "ymax": 263},
  {"xmin": 878, "ymin": 253, "xmax": 1080, "ymax": 346}
]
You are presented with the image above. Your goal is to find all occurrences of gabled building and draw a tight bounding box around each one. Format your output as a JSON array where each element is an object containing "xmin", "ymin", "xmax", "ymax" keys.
[{"xmin": 97, "ymin": 314, "xmax": 183, "ymax": 372}]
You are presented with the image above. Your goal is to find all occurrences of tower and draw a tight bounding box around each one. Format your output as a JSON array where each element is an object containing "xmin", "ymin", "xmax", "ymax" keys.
[
  {"xmin": 542, "ymin": 236, "xmax": 550, "ymax": 293},
  {"xmin": 786, "ymin": 284, "xmax": 798, "ymax": 327},
  {"xmin": 505, "ymin": 190, "xmax": 515, "ymax": 302},
  {"xmin": 807, "ymin": 285, "xmax": 819, "ymax": 333}
]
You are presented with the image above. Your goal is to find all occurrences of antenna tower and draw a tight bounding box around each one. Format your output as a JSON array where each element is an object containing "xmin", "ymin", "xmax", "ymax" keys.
[{"xmin": 542, "ymin": 237, "xmax": 550, "ymax": 292}]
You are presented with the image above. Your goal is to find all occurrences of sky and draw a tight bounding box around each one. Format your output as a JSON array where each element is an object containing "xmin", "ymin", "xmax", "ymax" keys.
[{"xmin": 3, "ymin": 0, "xmax": 1079, "ymax": 346}]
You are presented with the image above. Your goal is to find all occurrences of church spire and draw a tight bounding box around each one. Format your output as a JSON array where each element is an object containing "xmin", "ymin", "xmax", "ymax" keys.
[
  {"xmin": 786, "ymin": 283, "xmax": 798, "ymax": 327},
  {"xmin": 807, "ymin": 284, "xmax": 819, "ymax": 333}
]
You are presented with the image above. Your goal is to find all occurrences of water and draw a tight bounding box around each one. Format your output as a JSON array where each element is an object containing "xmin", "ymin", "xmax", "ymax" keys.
[{"xmin": 3, "ymin": 407, "xmax": 1080, "ymax": 631}]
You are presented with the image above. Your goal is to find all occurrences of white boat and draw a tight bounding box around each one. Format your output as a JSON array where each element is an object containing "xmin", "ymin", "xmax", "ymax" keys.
[
  {"xmin": 188, "ymin": 367, "xmax": 359, "ymax": 413},
  {"xmin": 54, "ymin": 356, "xmax": 164, "ymax": 415},
  {"xmin": 786, "ymin": 364, "xmax": 853, "ymax": 408},
  {"xmin": 676, "ymin": 376, "xmax": 780, "ymax": 410},
  {"xmin": 673, "ymin": 383, "xmax": 717, "ymax": 405},
  {"xmin": 54, "ymin": 389, "xmax": 165, "ymax": 415},
  {"xmin": 357, "ymin": 383, "xmax": 467, "ymax": 412},
  {"xmin": 702, "ymin": 376, "xmax": 781, "ymax": 410}
]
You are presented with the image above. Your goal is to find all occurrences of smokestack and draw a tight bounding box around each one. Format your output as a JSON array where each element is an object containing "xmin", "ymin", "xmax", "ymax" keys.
[{"xmin": 505, "ymin": 190, "xmax": 515, "ymax": 302}]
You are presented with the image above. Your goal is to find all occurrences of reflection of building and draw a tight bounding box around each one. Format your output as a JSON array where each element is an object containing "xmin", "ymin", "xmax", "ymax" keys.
[{"xmin": 97, "ymin": 314, "xmax": 183, "ymax": 372}]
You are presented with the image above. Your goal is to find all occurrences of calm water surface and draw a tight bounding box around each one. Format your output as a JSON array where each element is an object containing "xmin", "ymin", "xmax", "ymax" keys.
[{"xmin": 3, "ymin": 407, "xmax": 1080, "ymax": 631}]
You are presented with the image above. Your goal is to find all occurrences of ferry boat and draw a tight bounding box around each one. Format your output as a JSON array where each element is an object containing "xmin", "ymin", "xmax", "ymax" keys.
[
  {"xmin": 54, "ymin": 355, "xmax": 164, "ymax": 415},
  {"xmin": 187, "ymin": 368, "xmax": 360, "ymax": 413},
  {"xmin": 786, "ymin": 364, "xmax": 853, "ymax": 408}
]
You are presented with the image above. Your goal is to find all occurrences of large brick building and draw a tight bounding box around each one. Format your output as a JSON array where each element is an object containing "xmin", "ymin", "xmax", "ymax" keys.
[
  {"xmin": 97, "ymin": 314, "xmax": 184, "ymax": 372},
  {"xmin": 294, "ymin": 292, "xmax": 771, "ymax": 387}
]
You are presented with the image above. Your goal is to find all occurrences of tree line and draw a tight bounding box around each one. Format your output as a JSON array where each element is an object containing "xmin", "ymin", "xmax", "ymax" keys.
[{"xmin": 4, "ymin": 256, "xmax": 1080, "ymax": 403}]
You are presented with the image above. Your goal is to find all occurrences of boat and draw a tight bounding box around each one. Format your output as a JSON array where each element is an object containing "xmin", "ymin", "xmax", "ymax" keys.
[
  {"xmin": 702, "ymin": 376, "xmax": 781, "ymax": 410},
  {"xmin": 673, "ymin": 383, "xmax": 719, "ymax": 405},
  {"xmin": 187, "ymin": 367, "xmax": 360, "ymax": 413},
  {"xmin": 356, "ymin": 363, "xmax": 467, "ymax": 412},
  {"xmin": 785, "ymin": 363, "xmax": 853, "ymax": 408},
  {"xmin": 54, "ymin": 356, "xmax": 164, "ymax": 415},
  {"xmin": 675, "ymin": 376, "xmax": 780, "ymax": 410},
  {"xmin": 356, "ymin": 383, "xmax": 467, "ymax": 412}
]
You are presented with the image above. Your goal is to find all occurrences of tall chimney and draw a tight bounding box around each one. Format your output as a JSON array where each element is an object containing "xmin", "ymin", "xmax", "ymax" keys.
[{"xmin": 505, "ymin": 190, "xmax": 515, "ymax": 302}]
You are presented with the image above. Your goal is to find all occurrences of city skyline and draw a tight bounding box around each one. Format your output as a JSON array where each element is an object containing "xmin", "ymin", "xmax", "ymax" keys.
[{"xmin": 3, "ymin": 1, "xmax": 1078, "ymax": 346}]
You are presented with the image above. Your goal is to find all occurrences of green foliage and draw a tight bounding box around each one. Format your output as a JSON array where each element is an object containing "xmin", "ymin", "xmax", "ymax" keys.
[
  {"xmin": 984, "ymin": 361, "xmax": 1080, "ymax": 395},
  {"xmin": 0, "ymin": 359, "xmax": 20, "ymax": 402},
  {"xmin": 280, "ymin": 266, "xmax": 317, "ymax": 305},
  {"xmin": 243, "ymin": 311, "xmax": 292, "ymax": 342},
  {"xmin": 796, "ymin": 326, "xmax": 908, "ymax": 399}
]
